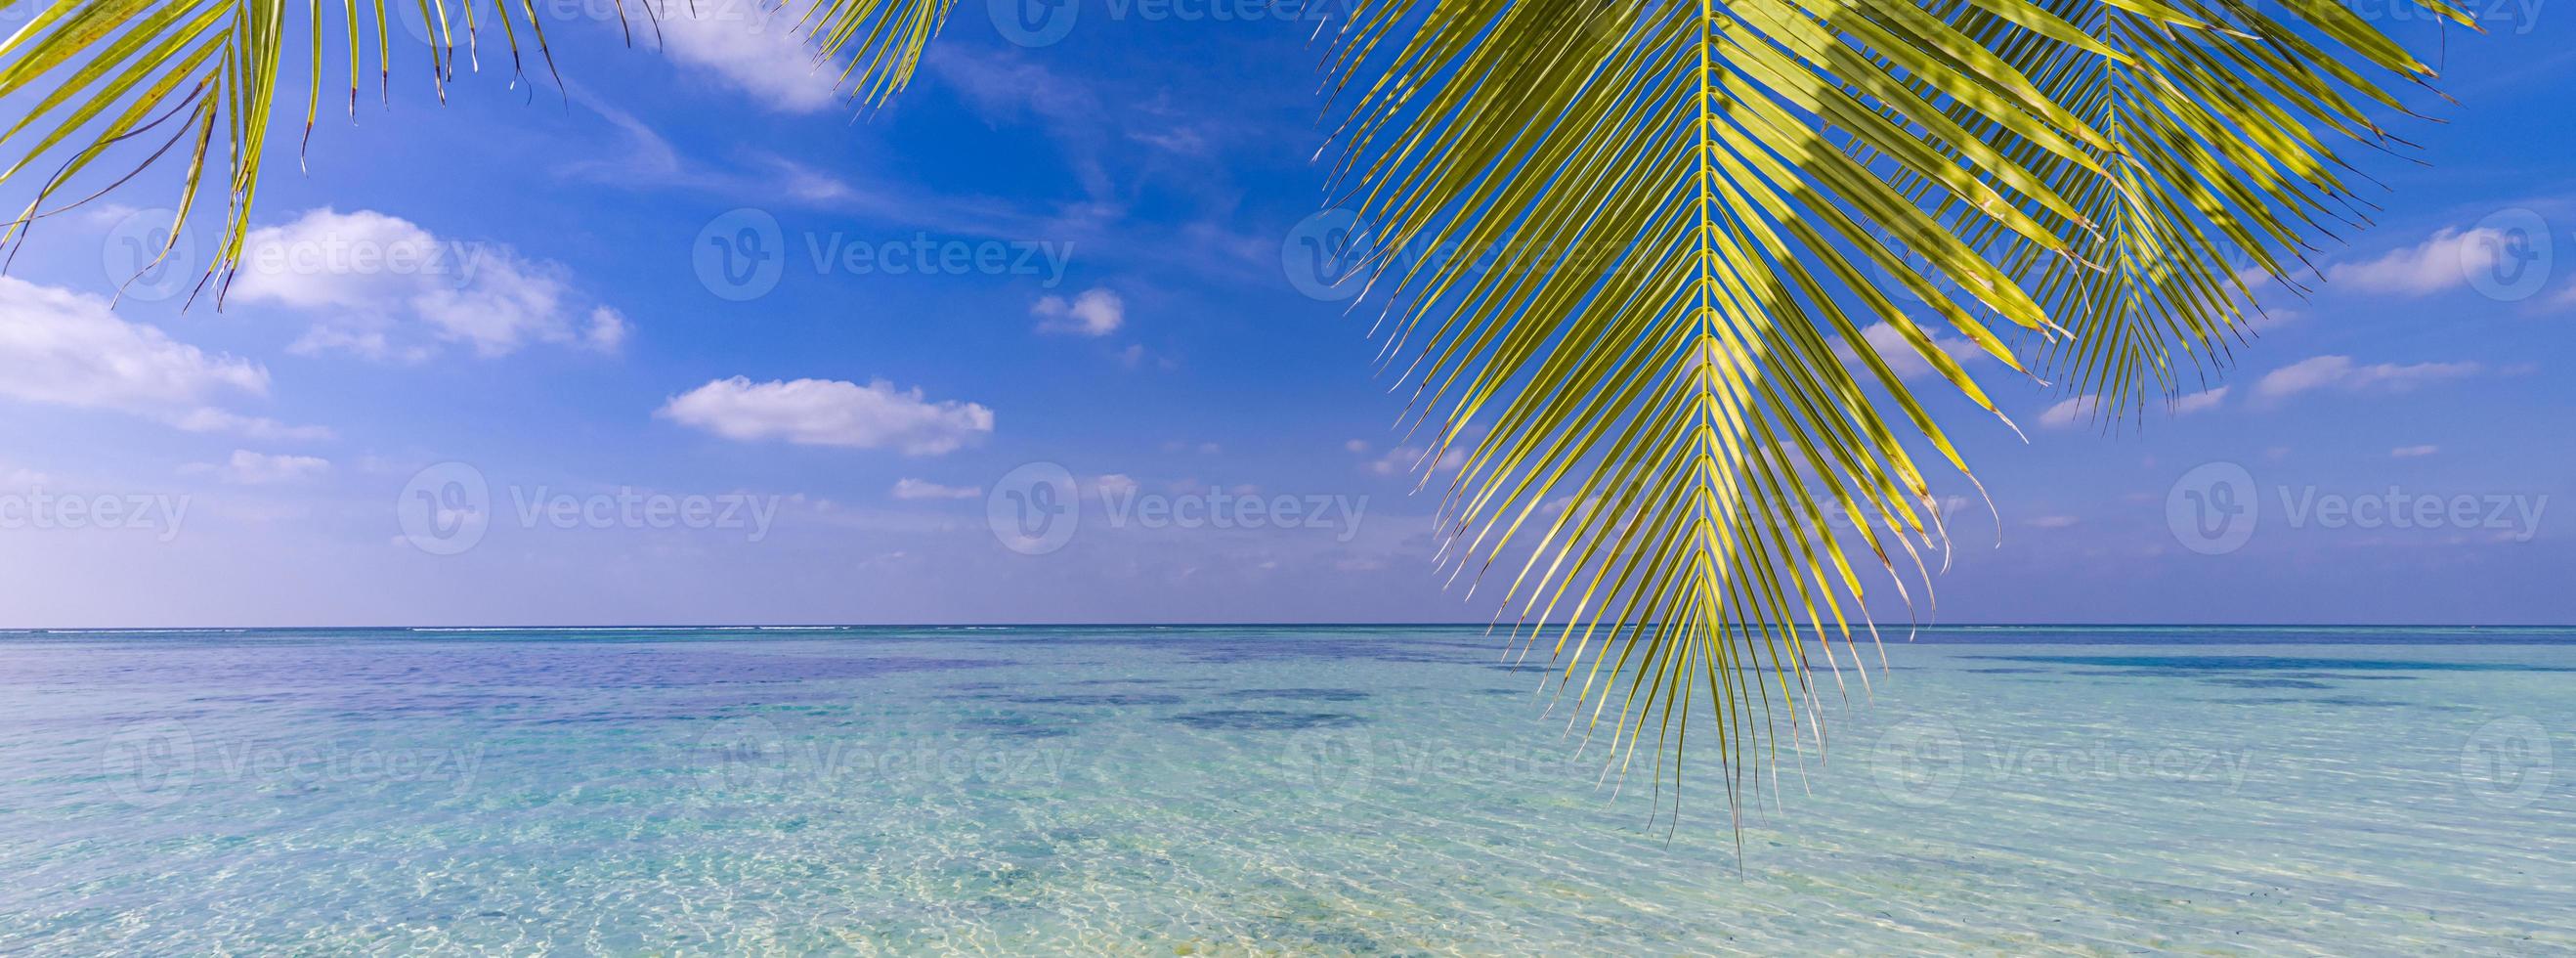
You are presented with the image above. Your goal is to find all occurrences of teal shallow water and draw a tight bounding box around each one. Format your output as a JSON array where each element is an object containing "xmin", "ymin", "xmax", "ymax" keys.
[{"xmin": 0, "ymin": 626, "xmax": 2569, "ymax": 954}]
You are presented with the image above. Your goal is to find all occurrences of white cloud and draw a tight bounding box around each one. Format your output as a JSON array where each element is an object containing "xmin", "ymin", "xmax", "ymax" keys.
[
  {"xmin": 1368, "ymin": 444, "xmax": 1469, "ymax": 476},
  {"xmin": 2326, "ymin": 227, "xmax": 2513, "ymax": 296},
  {"xmin": 2026, "ymin": 515, "xmax": 2081, "ymax": 529},
  {"xmin": 186, "ymin": 450, "xmax": 332, "ymax": 485},
  {"xmin": 2173, "ymin": 386, "xmax": 2228, "ymax": 415},
  {"xmin": 1837, "ymin": 322, "xmax": 1992, "ymax": 380},
  {"xmin": 1033, "ymin": 287, "xmax": 1125, "ymax": 337},
  {"xmin": 2255, "ymin": 355, "xmax": 2481, "ymax": 400},
  {"xmin": 658, "ymin": 377, "xmax": 994, "ymax": 455},
  {"xmin": 891, "ymin": 478, "xmax": 980, "ymax": 501},
  {"xmin": 2039, "ymin": 395, "xmax": 2100, "ymax": 429},
  {"xmin": 231, "ymin": 208, "xmax": 620, "ymax": 361},
  {"xmin": 0, "ymin": 462, "xmax": 49, "ymax": 487},
  {"xmin": 584, "ymin": 307, "xmax": 629, "ymax": 353},
  {"xmin": 171, "ymin": 409, "xmax": 336, "ymax": 442},
  {"xmin": 655, "ymin": 2, "xmax": 840, "ymax": 113},
  {"xmin": 2390, "ymin": 445, "xmax": 2440, "ymax": 458},
  {"xmin": 0, "ymin": 277, "xmax": 329, "ymax": 440}
]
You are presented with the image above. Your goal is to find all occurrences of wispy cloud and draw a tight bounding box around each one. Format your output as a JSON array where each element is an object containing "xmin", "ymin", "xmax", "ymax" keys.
[
  {"xmin": 2173, "ymin": 386, "xmax": 2229, "ymax": 414},
  {"xmin": 1836, "ymin": 322, "xmax": 1993, "ymax": 380},
  {"xmin": 659, "ymin": 377, "xmax": 994, "ymax": 455},
  {"xmin": 2326, "ymin": 226, "xmax": 2517, "ymax": 296},
  {"xmin": 184, "ymin": 451, "xmax": 333, "ymax": 485},
  {"xmin": 1034, "ymin": 287, "xmax": 1126, "ymax": 337},
  {"xmin": 2255, "ymin": 355, "xmax": 2481, "ymax": 400},
  {"xmin": 652, "ymin": 1, "xmax": 841, "ymax": 113},
  {"xmin": 891, "ymin": 479, "xmax": 981, "ymax": 501},
  {"xmin": 0, "ymin": 277, "xmax": 329, "ymax": 441},
  {"xmin": 2039, "ymin": 395, "xmax": 2100, "ymax": 429},
  {"xmin": 232, "ymin": 208, "xmax": 623, "ymax": 361},
  {"xmin": 2390, "ymin": 445, "xmax": 2440, "ymax": 458}
]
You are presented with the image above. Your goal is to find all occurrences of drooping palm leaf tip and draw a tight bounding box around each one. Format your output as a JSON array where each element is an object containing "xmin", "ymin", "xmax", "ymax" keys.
[
  {"xmin": 0, "ymin": 0, "xmax": 2458, "ymax": 829},
  {"xmin": 1911, "ymin": 0, "xmax": 2473, "ymax": 423},
  {"xmin": 1312, "ymin": 0, "xmax": 2454, "ymax": 831},
  {"xmin": 0, "ymin": 0, "xmax": 953, "ymax": 303}
]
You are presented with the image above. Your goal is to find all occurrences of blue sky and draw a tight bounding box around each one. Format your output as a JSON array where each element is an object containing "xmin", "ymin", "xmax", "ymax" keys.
[{"xmin": 0, "ymin": 3, "xmax": 2570, "ymax": 627}]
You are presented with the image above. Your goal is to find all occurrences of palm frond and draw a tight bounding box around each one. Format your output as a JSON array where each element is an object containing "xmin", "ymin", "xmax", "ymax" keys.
[
  {"xmin": 1319, "ymin": 0, "xmax": 2135, "ymax": 823},
  {"xmin": 1929, "ymin": 0, "xmax": 2469, "ymax": 416},
  {"xmin": 0, "ymin": 0, "xmax": 951, "ymax": 299}
]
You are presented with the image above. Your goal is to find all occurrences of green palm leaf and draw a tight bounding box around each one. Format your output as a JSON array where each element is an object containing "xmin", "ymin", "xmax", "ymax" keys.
[
  {"xmin": 0, "ymin": 0, "xmax": 952, "ymax": 299},
  {"xmin": 1925, "ymin": 0, "xmax": 2472, "ymax": 418},
  {"xmin": 1317, "ymin": 0, "xmax": 2118, "ymax": 818},
  {"xmin": 1313, "ymin": 0, "xmax": 2451, "ymax": 823}
]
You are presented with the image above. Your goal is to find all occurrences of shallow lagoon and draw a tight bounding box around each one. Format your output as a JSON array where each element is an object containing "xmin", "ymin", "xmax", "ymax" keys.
[{"xmin": 1, "ymin": 625, "xmax": 2568, "ymax": 953}]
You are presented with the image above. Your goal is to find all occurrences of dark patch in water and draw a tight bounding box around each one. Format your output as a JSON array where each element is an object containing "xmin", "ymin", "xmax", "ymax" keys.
[
  {"xmin": 956, "ymin": 712, "xmax": 1078, "ymax": 739},
  {"xmin": 2205, "ymin": 677, "xmax": 2335, "ymax": 689},
  {"xmin": 1166, "ymin": 710, "xmax": 1366, "ymax": 731},
  {"xmin": 1012, "ymin": 693, "xmax": 1186, "ymax": 708},
  {"xmin": 2207, "ymin": 696, "xmax": 2411, "ymax": 708},
  {"xmin": 1230, "ymin": 688, "xmax": 1372, "ymax": 703},
  {"xmin": 1975, "ymin": 654, "xmax": 2574, "ymax": 674},
  {"xmin": 1965, "ymin": 667, "xmax": 2050, "ymax": 675}
]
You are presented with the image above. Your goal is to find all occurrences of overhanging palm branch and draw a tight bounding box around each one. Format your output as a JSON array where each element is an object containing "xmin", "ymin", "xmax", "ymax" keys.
[
  {"xmin": 1310, "ymin": 0, "xmax": 2450, "ymax": 821},
  {"xmin": 1920, "ymin": 0, "xmax": 2473, "ymax": 418},
  {"xmin": 1316, "ymin": 0, "xmax": 2114, "ymax": 819},
  {"xmin": 0, "ymin": 0, "xmax": 953, "ymax": 299}
]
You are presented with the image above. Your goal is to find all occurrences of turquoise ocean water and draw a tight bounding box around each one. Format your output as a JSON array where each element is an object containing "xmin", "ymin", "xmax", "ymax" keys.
[{"xmin": 1, "ymin": 626, "xmax": 2569, "ymax": 954}]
